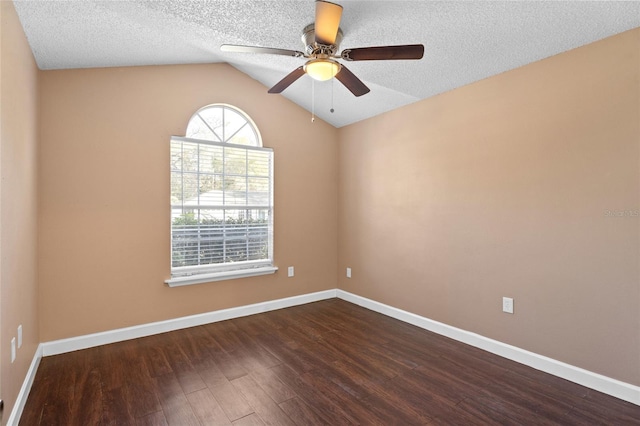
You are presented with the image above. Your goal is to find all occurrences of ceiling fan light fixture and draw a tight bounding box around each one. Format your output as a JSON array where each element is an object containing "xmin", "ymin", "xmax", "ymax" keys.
[{"xmin": 304, "ymin": 59, "xmax": 341, "ymax": 81}]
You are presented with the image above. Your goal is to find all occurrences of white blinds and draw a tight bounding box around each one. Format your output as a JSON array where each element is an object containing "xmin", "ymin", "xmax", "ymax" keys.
[{"xmin": 170, "ymin": 136, "xmax": 274, "ymax": 276}]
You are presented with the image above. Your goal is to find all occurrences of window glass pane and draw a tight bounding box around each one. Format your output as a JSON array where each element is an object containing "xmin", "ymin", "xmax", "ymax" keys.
[
  {"xmin": 182, "ymin": 172, "xmax": 199, "ymax": 205},
  {"xmin": 228, "ymin": 122, "xmax": 257, "ymax": 146},
  {"xmin": 247, "ymin": 208, "xmax": 269, "ymax": 260},
  {"xmin": 186, "ymin": 114, "xmax": 219, "ymax": 141},
  {"xmin": 248, "ymin": 177, "xmax": 270, "ymax": 205},
  {"xmin": 171, "ymin": 172, "xmax": 183, "ymax": 205},
  {"xmin": 192, "ymin": 109, "xmax": 223, "ymax": 141},
  {"xmin": 199, "ymin": 144, "xmax": 223, "ymax": 174},
  {"xmin": 224, "ymin": 147, "xmax": 247, "ymax": 176},
  {"xmin": 181, "ymin": 142, "xmax": 199, "ymax": 172},
  {"xmin": 198, "ymin": 174, "xmax": 219, "ymax": 205},
  {"xmin": 200, "ymin": 209, "xmax": 225, "ymax": 265},
  {"xmin": 199, "ymin": 208, "xmax": 223, "ymax": 222},
  {"xmin": 247, "ymin": 176, "xmax": 270, "ymax": 192},
  {"xmin": 198, "ymin": 184, "xmax": 223, "ymax": 206},
  {"xmin": 171, "ymin": 206, "xmax": 185, "ymax": 223},
  {"xmin": 224, "ymin": 209, "xmax": 248, "ymax": 262},
  {"xmin": 170, "ymin": 142, "xmax": 182, "ymax": 172},
  {"xmin": 199, "ymin": 108, "xmax": 224, "ymax": 139},
  {"xmin": 223, "ymin": 108, "xmax": 250, "ymax": 144},
  {"xmin": 248, "ymin": 151, "xmax": 270, "ymax": 177},
  {"xmin": 171, "ymin": 210, "xmax": 199, "ymax": 267},
  {"xmin": 201, "ymin": 231, "xmax": 224, "ymax": 264},
  {"xmin": 224, "ymin": 178, "xmax": 248, "ymax": 206}
]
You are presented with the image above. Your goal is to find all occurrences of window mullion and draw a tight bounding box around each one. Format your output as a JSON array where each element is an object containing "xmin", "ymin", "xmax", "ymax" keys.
[
  {"xmin": 222, "ymin": 146, "xmax": 227, "ymax": 262},
  {"xmin": 180, "ymin": 142, "xmax": 185, "ymax": 216},
  {"xmin": 197, "ymin": 143, "xmax": 201, "ymax": 266},
  {"xmin": 268, "ymin": 152, "xmax": 274, "ymax": 262},
  {"xmin": 225, "ymin": 122, "xmax": 248, "ymax": 143},
  {"xmin": 245, "ymin": 149, "xmax": 249, "ymax": 259},
  {"xmin": 197, "ymin": 113, "xmax": 222, "ymax": 142},
  {"xmin": 222, "ymin": 107, "xmax": 225, "ymax": 142}
]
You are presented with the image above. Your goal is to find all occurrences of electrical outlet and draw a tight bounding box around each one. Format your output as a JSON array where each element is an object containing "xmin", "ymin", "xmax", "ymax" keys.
[
  {"xmin": 502, "ymin": 297, "xmax": 514, "ymax": 314},
  {"xmin": 11, "ymin": 338, "xmax": 16, "ymax": 363},
  {"xmin": 346, "ymin": 267, "xmax": 352, "ymax": 278},
  {"xmin": 287, "ymin": 266, "xmax": 294, "ymax": 277},
  {"xmin": 18, "ymin": 325, "xmax": 23, "ymax": 348}
]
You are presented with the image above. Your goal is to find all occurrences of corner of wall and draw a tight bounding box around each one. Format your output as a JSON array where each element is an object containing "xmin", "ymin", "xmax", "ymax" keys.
[{"xmin": 0, "ymin": 1, "xmax": 41, "ymax": 423}]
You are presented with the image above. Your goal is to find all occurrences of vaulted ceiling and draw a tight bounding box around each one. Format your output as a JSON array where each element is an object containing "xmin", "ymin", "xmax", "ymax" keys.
[{"xmin": 13, "ymin": 0, "xmax": 640, "ymax": 127}]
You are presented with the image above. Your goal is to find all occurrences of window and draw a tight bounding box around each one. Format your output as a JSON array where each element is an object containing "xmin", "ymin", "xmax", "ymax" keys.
[{"xmin": 166, "ymin": 104, "xmax": 276, "ymax": 287}]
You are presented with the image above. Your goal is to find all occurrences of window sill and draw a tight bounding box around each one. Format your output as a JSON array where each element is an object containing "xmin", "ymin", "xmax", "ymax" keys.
[{"xmin": 165, "ymin": 266, "xmax": 278, "ymax": 287}]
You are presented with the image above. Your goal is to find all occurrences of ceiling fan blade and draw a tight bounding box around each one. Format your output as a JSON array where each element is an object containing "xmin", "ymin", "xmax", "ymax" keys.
[
  {"xmin": 341, "ymin": 44, "xmax": 425, "ymax": 61},
  {"xmin": 335, "ymin": 65, "xmax": 370, "ymax": 97},
  {"xmin": 221, "ymin": 44, "xmax": 305, "ymax": 58},
  {"xmin": 315, "ymin": 1, "xmax": 343, "ymax": 45},
  {"xmin": 268, "ymin": 66, "xmax": 306, "ymax": 94}
]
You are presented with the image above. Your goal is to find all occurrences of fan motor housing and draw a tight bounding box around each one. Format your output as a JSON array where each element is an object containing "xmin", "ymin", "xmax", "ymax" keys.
[{"xmin": 302, "ymin": 23, "xmax": 343, "ymax": 56}]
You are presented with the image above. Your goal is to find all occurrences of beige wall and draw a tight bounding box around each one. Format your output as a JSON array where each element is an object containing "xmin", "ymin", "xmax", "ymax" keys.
[
  {"xmin": 338, "ymin": 28, "xmax": 640, "ymax": 385},
  {"xmin": 38, "ymin": 64, "xmax": 338, "ymax": 341},
  {"xmin": 0, "ymin": 1, "xmax": 40, "ymax": 423}
]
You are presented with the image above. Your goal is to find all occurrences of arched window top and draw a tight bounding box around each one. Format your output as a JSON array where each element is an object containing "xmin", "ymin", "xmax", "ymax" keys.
[{"xmin": 185, "ymin": 104, "xmax": 262, "ymax": 147}]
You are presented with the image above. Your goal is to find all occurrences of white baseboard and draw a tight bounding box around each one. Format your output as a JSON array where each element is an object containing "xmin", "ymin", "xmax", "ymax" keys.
[
  {"xmin": 6, "ymin": 344, "xmax": 43, "ymax": 426},
  {"xmin": 42, "ymin": 289, "xmax": 337, "ymax": 356},
  {"xmin": 336, "ymin": 289, "xmax": 640, "ymax": 406}
]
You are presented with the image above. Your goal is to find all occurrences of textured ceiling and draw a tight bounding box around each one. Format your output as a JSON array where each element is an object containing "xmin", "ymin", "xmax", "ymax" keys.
[{"xmin": 13, "ymin": 0, "xmax": 640, "ymax": 128}]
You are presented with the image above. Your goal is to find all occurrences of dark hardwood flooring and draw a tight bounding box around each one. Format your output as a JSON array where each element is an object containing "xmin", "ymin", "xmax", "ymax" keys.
[{"xmin": 20, "ymin": 299, "xmax": 640, "ymax": 425}]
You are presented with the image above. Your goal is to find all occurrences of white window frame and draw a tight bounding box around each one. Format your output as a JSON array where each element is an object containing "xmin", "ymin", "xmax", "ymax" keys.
[{"xmin": 166, "ymin": 105, "xmax": 277, "ymax": 287}]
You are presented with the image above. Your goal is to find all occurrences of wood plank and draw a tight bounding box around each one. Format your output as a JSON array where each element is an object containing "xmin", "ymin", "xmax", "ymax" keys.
[
  {"xmin": 200, "ymin": 331, "xmax": 250, "ymax": 381},
  {"xmin": 136, "ymin": 411, "xmax": 169, "ymax": 426},
  {"xmin": 206, "ymin": 320, "xmax": 282, "ymax": 373},
  {"xmin": 270, "ymin": 364, "xmax": 357, "ymax": 425},
  {"xmin": 252, "ymin": 333, "xmax": 320, "ymax": 375},
  {"xmin": 173, "ymin": 326, "xmax": 219, "ymax": 362},
  {"xmin": 186, "ymin": 388, "xmax": 232, "ymax": 425},
  {"xmin": 198, "ymin": 363, "xmax": 254, "ymax": 421},
  {"xmin": 35, "ymin": 353, "xmax": 84, "ymax": 425},
  {"xmin": 153, "ymin": 373, "xmax": 200, "ymax": 426},
  {"xmin": 582, "ymin": 390, "xmax": 640, "ymax": 424},
  {"xmin": 232, "ymin": 413, "xmax": 267, "ymax": 426},
  {"xmin": 231, "ymin": 375, "xmax": 296, "ymax": 426},
  {"xmin": 174, "ymin": 368, "xmax": 207, "ymax": 395},
  {"xmin": 137, "ymin": 335, "xmax": 174, "ymax": 378},
  {"xmin": 118, "ymin": 340, "xmax": 162, "ymax": 419},
  {"xmin": 101, "ymin": 387, "xmax": 136, "ymax": 425},
  {"xmin": 250, "ymin": 368, "xmax": 297, "ymax": 404},
  {"xmin": 278, "ymin": 397, "xmax": 329, "ymax": 426},
  {"xmin": 72, "ymin": 368, "xmax": 103, "ymax": 425}
]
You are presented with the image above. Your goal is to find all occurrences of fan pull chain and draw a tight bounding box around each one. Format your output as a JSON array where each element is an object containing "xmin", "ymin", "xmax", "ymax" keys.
[
  {"xmin": 311, "ymin": 80, "xmax": 316, "ymax": 123},
  {"xmin": 330, "ymin": 77, "xmax": 335, "ymax": 113}
]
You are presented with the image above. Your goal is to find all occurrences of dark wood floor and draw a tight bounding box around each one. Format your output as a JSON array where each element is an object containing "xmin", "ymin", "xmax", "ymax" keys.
[{"xmin": 20, "ymin": 299, "xmax": 640, "ymax": 425}]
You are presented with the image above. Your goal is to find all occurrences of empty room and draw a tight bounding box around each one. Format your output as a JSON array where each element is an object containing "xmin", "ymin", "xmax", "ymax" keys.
[{"xmin": 1, "ymin": 0, "xmax": 639, "ymax": 424}]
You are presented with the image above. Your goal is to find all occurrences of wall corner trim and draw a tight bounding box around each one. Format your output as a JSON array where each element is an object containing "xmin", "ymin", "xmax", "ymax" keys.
[
  {"xmin": 6, "ymin": 344, "xmax": 44, "ymax": 426},
  {"xmin": 41, "ymin": 289, "xmax": 337, "ymax": 357},
  {"xmin": 336, "ymin": 289, "xmax": 640, "ymax": 406}
]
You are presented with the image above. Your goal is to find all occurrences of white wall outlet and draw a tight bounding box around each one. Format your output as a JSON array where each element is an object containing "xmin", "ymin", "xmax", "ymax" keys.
[
  {"xmin": 287, "ymin": 266, "xmax": 294, "ymax": 277},
  {"xmin": 18, "ymin": 324, "xmax": 23, "ymax": 348},
  {"xmin": 346, "ymin": 267, "xmax": 352, "ymax": 278},
  {"xmin": 11, "ymin": 338, "xmax": 16, "ymax": 363},
  {"xmin": 502, "ymin": 297, "xmax": 514, "ymax": 314}
]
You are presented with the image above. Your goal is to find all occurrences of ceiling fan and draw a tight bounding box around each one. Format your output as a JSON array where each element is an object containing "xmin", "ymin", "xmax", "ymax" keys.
[{"xmin": 221, "ymin": 0, "xmax": 424, "ymax": 97}]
